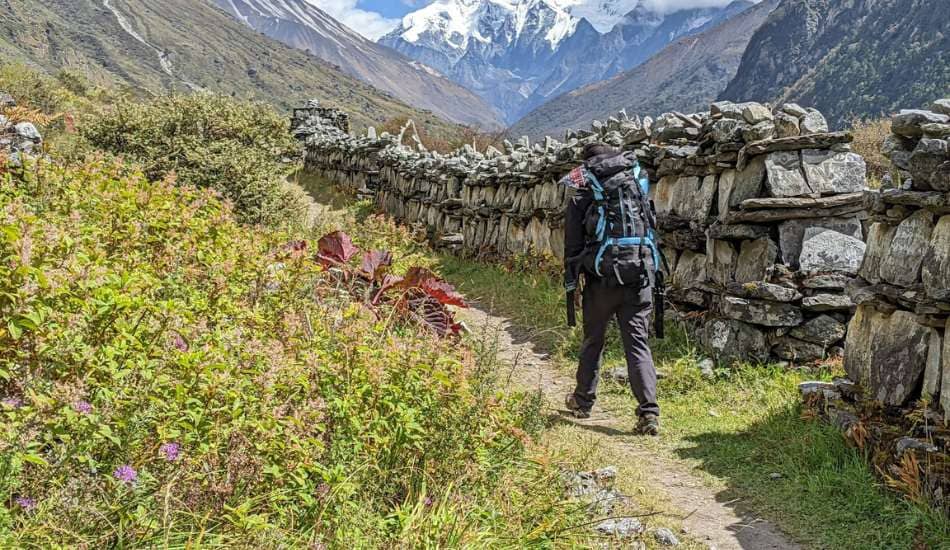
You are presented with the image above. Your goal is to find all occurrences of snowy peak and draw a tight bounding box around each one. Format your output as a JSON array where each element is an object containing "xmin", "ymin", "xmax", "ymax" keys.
[
  {"xmin": 556, "ymin": 0, "xmax": 641, "ymax": 33},
  {"xmin": 392, "ymin": 0, "xmax": 579, "ymax": 55}
]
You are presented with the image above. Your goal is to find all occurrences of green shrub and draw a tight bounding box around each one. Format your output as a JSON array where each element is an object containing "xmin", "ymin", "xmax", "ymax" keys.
[
  {"xmin": 0, "ymin": 156, "xmax": 575, "ymax": 547},
  {"xmin": 81, "ymin": 93, "xmax": 307, "ymax": 227}
]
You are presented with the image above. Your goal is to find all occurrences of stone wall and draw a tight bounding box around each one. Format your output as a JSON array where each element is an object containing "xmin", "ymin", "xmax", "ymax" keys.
[
  {"xmin": 295, "ymin": 99, "xmax": 871, "ymax": 364},
  {"xmin": 845, "ymin": 100, "xmax": 950, "ymax": 413}
]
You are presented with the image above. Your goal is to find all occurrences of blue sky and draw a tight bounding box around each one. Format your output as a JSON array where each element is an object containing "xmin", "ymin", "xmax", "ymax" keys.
[
  {"xmin": 311, "ymin": 0, "xmax": 421, "ymax": 40},
  {"xmin": 356, "ymin": 0, "xmax": 418, "ymax": 18}
]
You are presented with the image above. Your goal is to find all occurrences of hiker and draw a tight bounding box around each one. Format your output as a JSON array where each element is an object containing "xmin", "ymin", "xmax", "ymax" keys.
[{"xmin": 560, "ymin": 142, "xmax": 664, "ymax": 436}]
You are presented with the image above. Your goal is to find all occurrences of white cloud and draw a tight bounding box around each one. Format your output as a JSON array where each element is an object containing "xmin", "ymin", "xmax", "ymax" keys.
[{"xmin": 304, "ymin": 0, "xmax": 401, "ymax": 40}]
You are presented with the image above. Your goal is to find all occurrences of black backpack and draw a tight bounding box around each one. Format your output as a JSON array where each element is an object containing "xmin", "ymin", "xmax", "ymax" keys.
[{"xmin": 578, "ymin": 155, "xmax": 660, "ymax": 289}]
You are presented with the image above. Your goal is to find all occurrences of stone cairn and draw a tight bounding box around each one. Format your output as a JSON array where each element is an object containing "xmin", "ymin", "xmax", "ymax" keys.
[
  {"xmin": 844, "ymin": 99, "xmax": 950, "ymax": 413},
  {"xmin": 295, "ymin": 99, "xmax": 870, "ymax": 365}
]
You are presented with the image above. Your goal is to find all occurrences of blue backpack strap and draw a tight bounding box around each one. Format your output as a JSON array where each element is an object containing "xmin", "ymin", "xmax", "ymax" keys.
[
  {"xmin": 632, "ymin": 162, "xmax": 649, "ymax": 196},
  {"xmin": 586, "ymin": 170, "xmax": 608, "ymax": 243}
]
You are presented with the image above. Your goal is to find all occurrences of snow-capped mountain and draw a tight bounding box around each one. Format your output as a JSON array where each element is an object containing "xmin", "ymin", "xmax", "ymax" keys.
[
  {"xmin": 381, "ymin": 0, "xmax": 757, "ymax": 122},
  {"xmin": 209, "ymin": 0, "xmax": 504, "ymax": 128}
]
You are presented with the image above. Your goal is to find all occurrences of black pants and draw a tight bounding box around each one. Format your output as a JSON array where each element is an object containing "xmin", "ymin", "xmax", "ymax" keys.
[{"xmin": 573, "ymin": 281, "xmax": 659, "ymax": 417}]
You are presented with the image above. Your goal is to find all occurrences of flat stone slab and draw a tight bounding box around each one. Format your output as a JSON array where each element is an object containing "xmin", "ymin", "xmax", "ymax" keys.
[
  {"xmin": 799, "ymin": 228, "xmax": 866, "ymax": 275},
  {"xmin": 741, "ymin": 192, "xmax": 863, "ymax": 210},
  {"xmin": 737, "ymin": 131, "xmax": 853, "ymax": 169},
  {"xmin": 879, "ymin": 209, "xmax": 936, "ymax": 287},
  {"xmin": 790, "ymin": 314, "xmax": 847, "ymax": 345},
  {"xmin": 845, "ymin": 306, "xmax": 932, "ymax": 406},
  {"xmin": 702, "ymin": 318, "xmax": 770, "ymax": 364},
  {"xmin": 765, "ymin": 151, "xmax": 811, "ymax": 197},
  {"xmin": 801, "ymin": 149, "xmax": 867, "ymax": 194},
  {"xmin": 802, "ymin": 293, "xmax": 855, "ymax": 312},
  {"xmin": 721, "ymin": 295, "xmax": 804, "ymax": 327},
  {"xmin": 778, "ymin": 216, "xmax": 864, "ymax": 268},
  {"xmin": 726, "ymin": 281, "xmax": 802, "ymax": 302}
]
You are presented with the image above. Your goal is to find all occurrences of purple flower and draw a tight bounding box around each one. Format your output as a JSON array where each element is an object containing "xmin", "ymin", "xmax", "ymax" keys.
[
  {"xmin": 159, "ymin": 442, "xmax": 181, "ymax": 462},
  {"xmin": 170, "ymin": 332, "xmax": 188, "ymax": 352},
  {"xmin": 72, "ymin": 400, "xmax": 93, "ymax": 414},
  {"xmin": 113, "ymin": 464, "xmax": 137, "ymax": 484},
  {"xmin": 14, "ymin": 497, "xmax": 35, "ymax": 511},
  {"xmin": 424, "ymin": 496, "xmax": 434, "ymax": 507},
  {"xmin": 1, "ymin": 397, "xmax": 23, "ymax": 409}
]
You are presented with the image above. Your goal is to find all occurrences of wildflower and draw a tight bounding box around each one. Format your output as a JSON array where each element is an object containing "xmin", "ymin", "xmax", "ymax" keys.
[
  {"xmin": 316, "ymin": 483, "xmax": 330, "ymax": 499},
  {"xmin": 159, "ymin": 442, "xmax": 181, "ymax": 462},
  {"xmin": 170, "ymin": 332, "xmax": 188, "ymax": 352},
  {"xmin": 424, "ymin": 496, "xmax": 434, "ymax": 507},
  {"xmin": 113, "ymin": 464, "xmax": 137, "ymax": 485},
  {"xmin": 72, "ymin": 400, "xmax": 93, "ymax": 414},
  {"xmin": 14, "ymin": 497, "xmax": 35, "ymax": 511},
  {"xmin": 1, "ymin": 397, "xmax": 23, "ymax": 409}
]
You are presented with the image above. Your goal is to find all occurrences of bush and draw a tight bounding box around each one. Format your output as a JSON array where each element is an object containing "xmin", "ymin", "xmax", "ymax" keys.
[
  {"xmin": 0, "ymin": 156, "xmax": 573, "ymax": 546},
  {"xmin": 81, "ymin": 93, "xmax": 307, "ymax": 226},
  {"xmin": 850, "ymin": 117, "xmax": 893, "ymax": 187}
]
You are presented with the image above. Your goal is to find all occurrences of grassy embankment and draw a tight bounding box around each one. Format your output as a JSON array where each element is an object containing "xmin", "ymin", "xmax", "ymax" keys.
[
  {"xmin": 437, "ymin": 253, "xmax": 950, "ymax": 549},
  {"xmin": 0, "ymin": 68, "xmax": 602, "ymax": 547}
]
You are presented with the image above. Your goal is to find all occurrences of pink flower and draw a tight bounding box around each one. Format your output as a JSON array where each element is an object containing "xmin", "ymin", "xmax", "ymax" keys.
[
  {"xmin": 113, "ymin": 464, "xmax": 137, "ymax": 484},
  {"xmin": 171, "ymin": 332, "xmax": 188, "ymax": 352},
  {"xmin": 72, "ymin": 400, "xmax": 93, "ymax": 414},
  {"xmin": 2, "ymin": 397, "xmax": 23, "ymax": 409},
  {"xmin": 14, "ymin": 496, "xmax": 35, "ymax": 511},
  {"xmin": 159, "ymin": 442, "xmax": 181, "ymax": 462}
]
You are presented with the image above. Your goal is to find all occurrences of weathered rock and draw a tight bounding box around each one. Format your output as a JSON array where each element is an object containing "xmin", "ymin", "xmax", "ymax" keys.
[
  {"xmin": 778, "ymin": 217, "xmax": 863, "ymax": 268},
  {"xmin": 802, "ymin": 293, "xmax": 854, "ymax": 312},
  {"xmin": 673, "ymin": 250, "xmax": 708, "ymax": 288},
  {"xmin": 726, "ymin": 281, "xmax": 801, "ymax": 302},
  {"xmin": 859, "ymin": 222, "xmax": 897, "ymax": 284},
  {"xmin": 845, "ymin": 307, "xmax": 931, "ymax": 406},
  {"xmin": 742, "ymin": 103, "xmax": 773, "ymax": 125},
  {"xmin": 799, "ymin": 381, "xmax": 841, "ymax": 399},
  {"xmin": 721, "ymin": 296, "xmax": 804, "ymax": 327},
  {"xmin": 799, "ymin": 228, "xmax": 866, "ymax": 274},
  {"xmin": 710, "ymin": 118, "xmax": 746, "ymax": 143},
  {"xmin": 802, "ymin": 274, "xmax": 851, "ymax": 290},
  {"xmin": 801, "ymin": 149, "xmax": 867, "ymax": 194},
  {"xmin": 909, "ymin": 138, "xmax": 948, "ymax": 189},
  {"xmin": 773, "ymin": 337, "xmax": 826, "ymax": 363},
  {"xmin": 800, "ymin": 109, "xmax": 829, "ymax": 135},
  {"xmin": 790, "ymin": 314, "xmax": 847, "ymax": 345},
  {"xmin": 774, "ymin": 112, "xmax": 801, "ymax": 139},
  {"xmin": 718, "ymin": 158, "xmax": 766, "ymax": 221},
  {"xmin": 741, "ymin": 193, "xmax": 863, "ymax": 210},
  {"xmin": 780, "ymin": 103, "xmax": 808, "ymax": 118},
  {"xmin": 882, "ymin": 133, "xmax": 915, "ymax": 170},
  {"xmin": 595, "ymin": 518, "xmax": 643, "ymax": 538},
  {"xmin": 739, "ymin": 132, "xmax": 853, "ymax": 166},
  {"xmin": 0, "ymin": 92, "xmax": 15, "ymax": 108},
  {"xmin": 706, "ymin": 239, "xmax": 738, "ymax": 285},
  {"xmin": 698, "ymin": 357, "xmax": 716, "ymax": 379},
  {"xmin": 653, "ymin": 527, "xmax": 680, "ymax": 546},
  {"xmin": 892, "ymin": 109, "xmax": 949, "ymax": 138},
  {"xmin": 921, "ymin": 123, "xmax": 950, "ymax": 138},
  {"xmin": 879, "ymin": 208, "xmax": 935, "ymax": 287},
  {"xmin": 943, "ymin": 317, "xmax": 950, "ymax": 414},
  {"xmin": 707, "ymin": 223, "xmax": 770, "ymax": 241},
  {"xmin": 922, "ymin": 330, "xmax": 942, "ymax": 399},
  {"xmin": 933, "ymin": 99, "xmax": 950, "ymax": 117},
  {"xmin": 703, "ymin": 318, "xmax": 770, "ymax": 364},
  {"xmin": 922, "ymin": 215, "xmax": 950, "ymax": 301},
  {"xmin": 743, "ymin": 121, "xmax": 775, "ymax": 142},
  {"xmin": 765, "ymin": 151, "xmax": 810, "ymax": 197},
  {"xmin": 735, "ymin": 237, "xmax": 777, "ymax": 282}
]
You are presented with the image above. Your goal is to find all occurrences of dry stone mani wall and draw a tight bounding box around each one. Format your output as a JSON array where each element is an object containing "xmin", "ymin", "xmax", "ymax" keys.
[
  {"xmin": 845, "ymin": 99, "xmax": 950, "ymax": 413},
  {"xmin": 295, "ymin": 99, "xmax": 872, "ymax": 367}
]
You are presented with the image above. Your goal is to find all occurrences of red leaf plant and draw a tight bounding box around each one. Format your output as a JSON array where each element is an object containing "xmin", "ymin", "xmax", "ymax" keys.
[
  {"xmin": 316, "ymin": 231, "xmax": 358, "ymax": 268},
  {"xmin": 360, "ymin": 250, "xmax": 393, "ymax": 281}
]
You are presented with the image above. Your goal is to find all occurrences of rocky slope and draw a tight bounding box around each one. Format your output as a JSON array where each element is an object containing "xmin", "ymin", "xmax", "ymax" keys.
[
  {"xmin": 381, "ymin": 0, "xmax": 753, "ymax": 122},
  {"xmin": 0, "ymin": 0, "xmax": 464, "ymax": 134},
  {"xmin": 510, "ymin": 0, "xmax": 779, "ymax": 140},
  {"xmin": 209, "ymin": 0, "xmax": 504, "ymax": 129},
  {"xmin": 720, "ymin": 0, "xmax": 950, "ymax": 127}
]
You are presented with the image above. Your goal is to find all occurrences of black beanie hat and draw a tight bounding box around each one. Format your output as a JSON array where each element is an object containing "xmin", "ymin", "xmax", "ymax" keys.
[{"xmin": 582, "ymin": 142, "xmax": 618, "ymax": 161}]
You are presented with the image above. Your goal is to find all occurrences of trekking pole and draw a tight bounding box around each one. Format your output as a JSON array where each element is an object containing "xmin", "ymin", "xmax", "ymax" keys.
[
  {"xmin": 653, "ymin": 271, "xmax": 666, "ymax": 340},
  {"xmin": 566, "ymin": 289, "xmax": 577, "ymax": 328}
]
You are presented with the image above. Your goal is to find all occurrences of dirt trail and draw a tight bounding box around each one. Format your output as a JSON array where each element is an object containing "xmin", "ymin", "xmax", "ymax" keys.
[{"xmin": 457, "ymin": 303, "xmax": 800, "ymax": 550}]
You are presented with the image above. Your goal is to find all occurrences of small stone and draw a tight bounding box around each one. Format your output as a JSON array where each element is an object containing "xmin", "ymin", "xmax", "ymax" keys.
[
  {"xmin": 790, "ymin": 315, "xmax": 847, "ymax": 345},
  {"xmin": 725, "ymin": 281, "xmax": 801, "ymax": 302},
  {"xmin": 799, "ymin": 381, "xmax": 841, "ymax": 399},
  {"xmin": 769, "ymin": 472, "xmax": 783, "ymax": 479},
  {"xmin": 895, "ymin": 437, "xmax": 938, "ymax": 455},
  {"xmin": 742, "ymin": 103, "xmax": 773, "ymax": 125},
  {"xmin": 802, "ymin": 293, "xmax": 854, "ymax": 312},
  {"xmin": 800, "ymin": 109, "xmax": 829, "ymax": 134},
  {"xmin": 654, "ymin": 527, "xmax": 680, "ymax": 546},
  {"xmin": 698, "ymin": 358, "xmax": 716, "ymax": 379},
  {"xmin": 595, "ymin": 517, "xmax": 644, "ymax": 537},
  {"xmin": 780, "ymin": 103, "xmax": 808, "ymax": 118},
  {"xmin": 14, "ymin": 122, "xmax": 41, "ymax": 142},
  {"xmin": 774, "ymin": 112, "xmax": 800, "ymax": 138},
  {"xmin": 772, "ymin": 337, "xmax": 827, "ymax": 362},
  {"xmin": 743, "ymin": 120, "xmax": 775, "ymax": 142}
]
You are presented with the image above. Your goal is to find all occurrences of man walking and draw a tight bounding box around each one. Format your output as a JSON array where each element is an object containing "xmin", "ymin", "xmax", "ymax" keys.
[{"xmin": 561, "ymin": 142, "xmax": 662, "ymax": 436}]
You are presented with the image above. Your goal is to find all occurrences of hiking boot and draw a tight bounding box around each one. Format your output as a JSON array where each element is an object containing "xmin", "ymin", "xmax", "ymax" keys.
[
  {"xmin": 565, "ymin": 393, "xmax": 591, "ymax": 419},
  {"xmin": 635, "ymin": 413, "xmax": 660, "ymax": 436}
]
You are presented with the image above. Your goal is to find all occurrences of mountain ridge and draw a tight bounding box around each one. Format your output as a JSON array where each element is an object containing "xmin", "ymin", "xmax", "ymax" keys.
[{"xmin": 210, "ymin": 0, "xmax": 505, "ymax": 129}]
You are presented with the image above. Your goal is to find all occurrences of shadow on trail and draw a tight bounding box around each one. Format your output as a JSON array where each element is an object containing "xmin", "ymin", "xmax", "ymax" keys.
[{"xmin": 548, "ymin": 413, "xmax": 629, "ymax": 437}]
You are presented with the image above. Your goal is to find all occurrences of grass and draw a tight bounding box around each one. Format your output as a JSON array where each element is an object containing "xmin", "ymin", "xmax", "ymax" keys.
[{"xmin": 437, "ymin": 254, "xmax": 950, "ymax": 549}]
